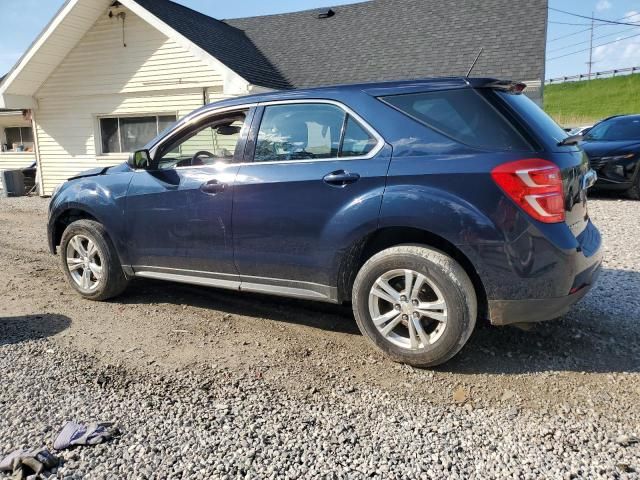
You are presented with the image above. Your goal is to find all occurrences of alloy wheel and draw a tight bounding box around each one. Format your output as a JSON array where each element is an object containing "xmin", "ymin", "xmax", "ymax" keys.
[
  {"xmin": 66, "ymin": 234, "xmax": 103, "ymax": 292},
  {"xmin": 368, "ymin": 269, "xmax": 448, "ymax": 350}
]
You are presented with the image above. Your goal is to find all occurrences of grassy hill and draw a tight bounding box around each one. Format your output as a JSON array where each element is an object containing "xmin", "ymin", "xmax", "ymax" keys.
[{"xmin": 544, "ymin": 74, "xmax": 640, "ymax": 127}]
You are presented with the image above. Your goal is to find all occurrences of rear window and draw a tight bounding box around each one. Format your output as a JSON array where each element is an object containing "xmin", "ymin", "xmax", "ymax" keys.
[
  {"xmin": 496, "ymin": 91, "xmax": 568, "ymax": 145},
  {"xmin": 381, "ymin": 89, "xmax": 531, "ymax": 151}
]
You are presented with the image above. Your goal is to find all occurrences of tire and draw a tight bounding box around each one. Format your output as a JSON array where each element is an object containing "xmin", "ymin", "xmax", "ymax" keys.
[
  {"xmin": 626, "ymin": 175, "xmax": 640, "ymax": 200},
  {"xmin": 59, "ymin": 219, "xmax": 128, "ymax": 301},
  {"xmin": 352, "ymin": 245, "xmax": 477, "ymax": 368}
]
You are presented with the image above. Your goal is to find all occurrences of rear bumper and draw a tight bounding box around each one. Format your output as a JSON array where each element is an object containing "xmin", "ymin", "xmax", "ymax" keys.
[
  {"xmin": 478, "ymin": 219, "xmax": 604, "ymax": 326},
  {"xmin": 488, "ymin": 264, "xmax": 600, "ymax": 325}
]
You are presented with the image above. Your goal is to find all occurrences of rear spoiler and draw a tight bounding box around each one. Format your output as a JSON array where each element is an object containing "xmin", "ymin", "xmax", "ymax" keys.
[
  {"xmin": 474, "ymin": 79, "xmax": 527, "ymax": 94},
  {"xmin": 362, "ymin": 77, "xmax": 528, "ymax": 97}
]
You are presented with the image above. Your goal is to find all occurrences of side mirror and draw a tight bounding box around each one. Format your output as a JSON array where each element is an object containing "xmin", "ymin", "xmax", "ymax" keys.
[{"xmin": 129, "ymin": 149, "xmax": 151, "ymax": 170}]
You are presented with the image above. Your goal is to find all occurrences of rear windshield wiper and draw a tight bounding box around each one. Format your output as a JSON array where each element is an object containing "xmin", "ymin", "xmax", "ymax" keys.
[{"xmin": 558, "ymin": 134, "xmax": 583, "ymax": 146}]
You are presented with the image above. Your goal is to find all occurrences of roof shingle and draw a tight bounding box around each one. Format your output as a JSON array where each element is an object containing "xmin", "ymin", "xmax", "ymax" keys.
[{"xmin": 134, "ymin": 0, "xmax": 548, "ymax": 90}]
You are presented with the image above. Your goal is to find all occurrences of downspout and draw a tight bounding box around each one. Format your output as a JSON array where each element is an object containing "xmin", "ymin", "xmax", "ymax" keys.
[{"xmin": 30, "ymin": 110, "xmax": 45, "ymax": 196}]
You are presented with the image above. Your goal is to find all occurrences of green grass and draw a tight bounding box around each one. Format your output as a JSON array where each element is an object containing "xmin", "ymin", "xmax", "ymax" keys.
[{"xmin": 544, "ymin": 74, "xmax": 640, "ymax": 127}]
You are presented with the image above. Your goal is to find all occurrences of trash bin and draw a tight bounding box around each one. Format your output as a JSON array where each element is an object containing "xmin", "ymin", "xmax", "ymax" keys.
[{"xmin": 0, "ymin": 169, "xmax": 26, "ymax": 197}]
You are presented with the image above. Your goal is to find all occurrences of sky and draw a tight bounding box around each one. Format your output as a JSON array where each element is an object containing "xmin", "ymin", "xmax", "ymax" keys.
[
  {"xmin": 546, "ymin": 0, "xmax": 640, "ymax": 79},
  {"xmin": 0, "ymin": 0, "xmax": 639, "ymax": 81}
]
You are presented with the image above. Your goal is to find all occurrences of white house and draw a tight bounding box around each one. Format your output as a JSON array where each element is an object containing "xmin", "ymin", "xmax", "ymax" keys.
[{"xmin": 0, "ymin": 0, "xmax": 548, "ymax": 196}]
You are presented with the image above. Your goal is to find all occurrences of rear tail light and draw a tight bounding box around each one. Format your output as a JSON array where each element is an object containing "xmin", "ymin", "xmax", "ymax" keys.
[{"xmin": 491, "ymin": 159, "xmax": 565, "ymax": 223}]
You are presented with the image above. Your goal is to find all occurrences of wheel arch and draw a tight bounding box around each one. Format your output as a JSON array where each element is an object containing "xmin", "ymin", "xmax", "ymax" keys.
[
  {"xmin": 337, "ymin": 226, "xmax": 488, "ymax": 320},
  {"xmin": 49, "ymin": 207, "xmax": 100, "ymax": 254}
]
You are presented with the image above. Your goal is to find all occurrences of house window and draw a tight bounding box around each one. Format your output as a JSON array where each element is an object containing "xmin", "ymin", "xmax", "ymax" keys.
[
  {"xmin": 99, "ymin": 115, "xmax": 177, "ymax": 154},
  {"xmin": 3, "ymin": 127, "xmax": 34, "ymax": 152}
]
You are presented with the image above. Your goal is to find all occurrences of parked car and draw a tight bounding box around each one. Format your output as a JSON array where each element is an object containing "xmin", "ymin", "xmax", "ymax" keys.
[
  {"xmin": 47, "ymin": 78, "xmax": 602, "ymax": 367},
  {"xmin": 567, "ymin": 125, "xmax": 592, "ymax": 137},
  {"xmin": 580, "ymin": 114, "xmax": 640, "ymax": 199}
]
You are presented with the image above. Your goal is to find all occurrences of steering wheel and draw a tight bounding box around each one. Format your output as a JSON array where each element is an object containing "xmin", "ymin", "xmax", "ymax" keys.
[{"xmin": 191, "ymin": 150, "xmax": 215, "ymax": 166}]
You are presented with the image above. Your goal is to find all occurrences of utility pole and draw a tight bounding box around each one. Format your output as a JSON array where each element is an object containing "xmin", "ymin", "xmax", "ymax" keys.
[{"xmin": 587, "ymin": 11, "xmax": 595, "ymax": 79}]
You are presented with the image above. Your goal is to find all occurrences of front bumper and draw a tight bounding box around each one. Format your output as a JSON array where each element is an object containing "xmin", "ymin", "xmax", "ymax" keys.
[{"xmin": 590, "ymin": 155, "xmax": 640, "ymax": 190}]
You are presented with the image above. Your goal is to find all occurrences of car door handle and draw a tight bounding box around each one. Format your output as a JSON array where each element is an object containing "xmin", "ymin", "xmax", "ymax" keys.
[
  {"xmin": 323, "ymin": 170, "xmax": 361, "ymax": 187},
  {"xmin": 200, "ymin": 180, "xmax": 227, "ymax": 195}
]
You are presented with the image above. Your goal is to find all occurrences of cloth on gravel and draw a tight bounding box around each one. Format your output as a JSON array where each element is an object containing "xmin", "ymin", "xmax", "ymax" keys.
[
  {"xmin": 53, "ymin": 421, "xmax": 117, "ymax": 450},
  {"xmin": 0, "ymin": 448, "xmax": 59, "ymax": 479}
]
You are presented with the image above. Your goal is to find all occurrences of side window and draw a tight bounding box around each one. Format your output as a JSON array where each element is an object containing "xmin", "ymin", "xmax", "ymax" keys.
[
  {"xmin": 340, "ymin": 116, "xmax": 378, "ymax": 157},
  {"xmin": 254, "ymin": 104, "xmax": 345, "ymax": 162},
  {"xmin": 4, "ymin": 127, "xmax": 35, "ymax": 152},
  {"xmin": 381, "ymin": 89, "xmax": 531, "ymax": 151},
  {"xmin": 156, "ymin": 110, "xmax": 248, "ymax": 170}
]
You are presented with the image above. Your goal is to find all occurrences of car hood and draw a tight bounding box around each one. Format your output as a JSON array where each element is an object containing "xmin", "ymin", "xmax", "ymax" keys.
[
  {"xmin": 580, "ymin": 140, "xmax": 640, "ymax": 157},
  {"xmin": 68, "ymin": 162, "xmax": 130, "ymax": 180}
]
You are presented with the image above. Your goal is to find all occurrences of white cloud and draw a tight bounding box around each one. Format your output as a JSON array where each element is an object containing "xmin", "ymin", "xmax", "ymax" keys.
[
  {"xmin": 592, "ymin": 11, "xmax": 640, "ymax": 70},
  {"xmin": 596, "ymin": 0, "xmax": 612, "ymax": 11}
]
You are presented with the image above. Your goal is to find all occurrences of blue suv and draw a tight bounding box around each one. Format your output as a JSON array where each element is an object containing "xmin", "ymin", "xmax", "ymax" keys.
[{"xmin": 48, "ymin": 78, "xmax": 602, "ymax": 367}]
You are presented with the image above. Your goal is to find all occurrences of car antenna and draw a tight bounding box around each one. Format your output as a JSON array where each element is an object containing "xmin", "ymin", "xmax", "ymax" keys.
[{"xmin": 466, "ymin": 48, "xmax": 484, "ymax": 78}]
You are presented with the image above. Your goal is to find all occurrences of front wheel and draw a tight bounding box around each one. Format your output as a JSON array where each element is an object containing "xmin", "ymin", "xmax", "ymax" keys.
[
  {"xmin": 60, "ymin": 219, "xmax": 128, "ymax": 301},
  {"xmin": 626, "ymin": 174, "xmax": 640, "ymax": 200},
  {"xmin": 352, "ymin": 245, "xmax": 477, "ymax": 367}
]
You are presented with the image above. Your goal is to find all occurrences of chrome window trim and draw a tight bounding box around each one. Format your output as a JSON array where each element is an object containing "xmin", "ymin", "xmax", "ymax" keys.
[{"xmin": 139, "ymin": 99, "xmax": 386, "ymax": 172}]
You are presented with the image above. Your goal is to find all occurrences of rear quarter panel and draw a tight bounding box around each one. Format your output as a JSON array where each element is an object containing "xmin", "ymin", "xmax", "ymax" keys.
[{"xmin": 369, "ymin": 101, "xmax": 587, "ymax": 301}]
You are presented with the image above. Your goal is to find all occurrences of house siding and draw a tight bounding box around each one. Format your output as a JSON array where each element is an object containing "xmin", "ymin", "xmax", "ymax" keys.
[
  {"xmin": 0, "ymin": 153, "xmax": 36, "ymax": 170},
  {"xmin": 35, "ymin": 5, "xmax": 237, "ymax": 195}
]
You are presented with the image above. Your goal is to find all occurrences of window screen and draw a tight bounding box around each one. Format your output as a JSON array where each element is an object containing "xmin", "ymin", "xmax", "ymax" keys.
[
  {"xmin": 381, "ymin": 89, "xmax": 531, "ymax": 151},
  {"xmin": 5, "ymin": 128, "xmax": 22, "ymax": 148},
  {"xmin": 100, "ymin": 114, "xmax": 177, "ymax": 154},
  {"xmin": 4, "ymin": 127, "xmax": 35, "ymax": 152}
]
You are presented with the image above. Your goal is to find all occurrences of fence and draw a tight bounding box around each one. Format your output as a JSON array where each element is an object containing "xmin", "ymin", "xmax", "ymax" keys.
[{"xmin": 546, "ymin": 66, "xmax": 640, "ymax": 84}]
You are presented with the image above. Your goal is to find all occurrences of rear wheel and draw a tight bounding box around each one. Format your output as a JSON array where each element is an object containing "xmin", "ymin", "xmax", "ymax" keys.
[
  {"xmin": 352, "ymin": 245, "xmax": 477, "ymax": 367},
  {"xmin": 60, "ymin": 220, "xmax": 128, "ymax": 301}
]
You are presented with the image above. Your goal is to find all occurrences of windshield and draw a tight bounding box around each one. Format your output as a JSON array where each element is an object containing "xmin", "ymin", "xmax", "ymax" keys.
[
  {"xmin": 496, "ymin": 91, "xmax": 568, "ymax": 145},
  {"xmin": 584, "ymin": 116, "xmax": 640, "ymax": 141}
]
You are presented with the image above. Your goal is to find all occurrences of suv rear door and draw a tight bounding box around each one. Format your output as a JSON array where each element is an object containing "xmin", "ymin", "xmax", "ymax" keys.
[{"xmin": 232, "ymin": 100, "xmax": 391, "ymax": 300}]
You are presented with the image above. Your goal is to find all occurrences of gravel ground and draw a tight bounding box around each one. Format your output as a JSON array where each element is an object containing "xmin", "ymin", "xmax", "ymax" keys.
[{"xmin": 0, "ymin": 195, "xmax": 639, "ymax": 479}]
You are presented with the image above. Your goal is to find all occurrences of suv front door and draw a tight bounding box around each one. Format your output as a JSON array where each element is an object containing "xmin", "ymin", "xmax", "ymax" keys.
[
  {"xmin": 125, "ymin": 108, "xmax": 253, "ymax": 283},
  {"xmin": 233, "ymin": 101, "xmax": 391, "ymax": 300}
]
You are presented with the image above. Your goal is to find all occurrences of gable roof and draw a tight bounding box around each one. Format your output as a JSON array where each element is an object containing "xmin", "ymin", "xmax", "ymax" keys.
[
  {"xmin": 131, "ymin": 0, "xmax": 291, "ymax": 89},
  {"xmin": 226, "ymin": 0, "xmax": 548, "ymax": 88},
  {"xmin": 137, "ymin": 0, "xmax": 547, "ymax": 90},
  {"xmin": 1, "ymin": 0, "xmax": 547, "ymax": 108},
  {"xmin": 0, "ymin": 0, "xmax": 257, "ymax": 107}
]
